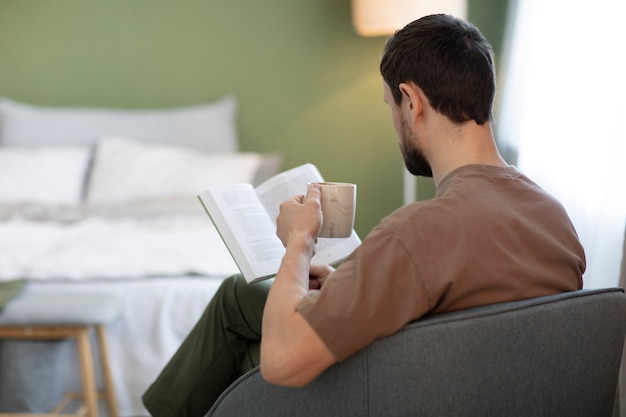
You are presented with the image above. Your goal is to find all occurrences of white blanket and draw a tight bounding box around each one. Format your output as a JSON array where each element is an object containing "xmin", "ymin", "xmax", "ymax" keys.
[{"xmin": 0, "ymin": 214, "xmax": 239, "ymax": 281}]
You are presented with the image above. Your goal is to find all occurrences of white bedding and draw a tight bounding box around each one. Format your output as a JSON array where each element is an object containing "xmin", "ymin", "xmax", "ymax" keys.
[{"xmin": 0, "ymin": 213, "xmax": 239, "ymax": 281}]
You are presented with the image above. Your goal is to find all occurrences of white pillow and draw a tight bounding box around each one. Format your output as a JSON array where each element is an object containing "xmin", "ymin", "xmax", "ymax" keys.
[
  {"xmin": 86, "ymin": 137, "xmax": 263, "ymax": 205},
  {"xmin": 0, "ymin": 146, "xmax": 91, "ymax": 205},
  {"xmin": 0, "ymin": 96, "xmax": 238, "ymax": 152}
]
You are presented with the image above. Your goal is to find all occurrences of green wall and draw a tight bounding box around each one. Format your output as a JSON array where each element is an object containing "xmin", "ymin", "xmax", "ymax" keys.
[{"xmin": 0, "ymin": 0, "xmax": 509, "ymax": 237}]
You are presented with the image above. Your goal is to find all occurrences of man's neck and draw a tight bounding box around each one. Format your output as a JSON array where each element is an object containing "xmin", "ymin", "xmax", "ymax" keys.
[{"xmin": 429, "ymin": 121, "xmax": 508, "ymax": 187}]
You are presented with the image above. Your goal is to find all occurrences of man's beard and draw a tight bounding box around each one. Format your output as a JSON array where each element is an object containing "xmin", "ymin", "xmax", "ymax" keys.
[{"xmin": 399, "ymin": 117, "xmax": 433, "ymax": 177}]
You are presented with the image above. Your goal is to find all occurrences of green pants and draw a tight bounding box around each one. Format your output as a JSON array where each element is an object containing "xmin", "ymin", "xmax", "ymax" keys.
[{"xmin": 142, "ymin": 274, "xmax": 271, "ymax": 417}]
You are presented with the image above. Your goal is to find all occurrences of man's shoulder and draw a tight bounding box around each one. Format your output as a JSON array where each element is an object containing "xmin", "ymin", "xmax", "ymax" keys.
[{"xmin": 368, "ymin": 198, "xmax": 450, "ymax": 240}]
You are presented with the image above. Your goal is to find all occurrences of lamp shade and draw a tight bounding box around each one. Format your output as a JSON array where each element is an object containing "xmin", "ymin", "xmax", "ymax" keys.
[{"xmin": 352, "ymin": 0, "xmax": 467, "ymax": 37}]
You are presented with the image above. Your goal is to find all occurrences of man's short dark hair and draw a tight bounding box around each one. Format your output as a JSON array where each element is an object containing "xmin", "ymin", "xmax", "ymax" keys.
[{"xmin": 380, "ymin": 14, "xmax": 496, "ymax": 125}]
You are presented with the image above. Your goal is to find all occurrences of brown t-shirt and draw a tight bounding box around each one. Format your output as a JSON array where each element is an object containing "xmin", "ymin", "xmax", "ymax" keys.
[{"xmin": 297, "ymin": 165, "xmax": 585, "ymax": 361}]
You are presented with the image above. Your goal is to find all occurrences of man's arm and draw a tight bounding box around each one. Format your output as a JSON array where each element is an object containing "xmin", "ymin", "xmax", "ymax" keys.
[{"xmin": 260, "ymin": 185, "xmax": 337, "ymax": 387}]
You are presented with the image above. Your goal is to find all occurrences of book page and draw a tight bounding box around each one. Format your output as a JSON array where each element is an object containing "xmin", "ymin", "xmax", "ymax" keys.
[
  {"xmin": 312, "ymin": 233, "xmax": 361, "ymax": 265},
  {"xmin": 198, "ymin": 184, "xmax": 285, "ymax": 282},
  {"xmin": 255, "ymin": 163, "xmax": 324, "ymax": 223}
]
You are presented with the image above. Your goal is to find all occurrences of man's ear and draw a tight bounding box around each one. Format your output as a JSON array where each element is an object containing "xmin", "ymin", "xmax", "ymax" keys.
[{"xmin": 398, "ymin": 82, "xmax": 423, "ymax": 123}]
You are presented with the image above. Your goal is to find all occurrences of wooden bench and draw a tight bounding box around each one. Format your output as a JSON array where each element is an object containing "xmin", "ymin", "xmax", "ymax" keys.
[{"xmin": 0, "ymin": 291, "xmax": 121, "ymax": 417}]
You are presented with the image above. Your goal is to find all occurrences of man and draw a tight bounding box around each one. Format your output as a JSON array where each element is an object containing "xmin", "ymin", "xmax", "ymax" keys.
[{"xmin": 143, "ymin": 14, "xmax": 585, "ymax": 416}]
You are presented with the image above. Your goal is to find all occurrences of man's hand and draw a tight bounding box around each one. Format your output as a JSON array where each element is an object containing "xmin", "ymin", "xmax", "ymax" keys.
[
  {"xmin": 276, "ymin": 183, "xmax": 323, "ymax": 248},
  {"xmin": 309, "ymin": 264, "xmax": 334, "ymax": 290}
]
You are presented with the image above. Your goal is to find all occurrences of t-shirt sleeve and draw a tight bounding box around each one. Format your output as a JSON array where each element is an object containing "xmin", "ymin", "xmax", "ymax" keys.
[{"xmin": 297, "ymin": 222, "xmax": 431, "ymax": 361}]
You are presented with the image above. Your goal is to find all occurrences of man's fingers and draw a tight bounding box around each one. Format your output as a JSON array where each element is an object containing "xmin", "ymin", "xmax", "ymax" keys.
[{"xmin": 305, "ymin": 183, "xmax": 321, "ymax": 202}]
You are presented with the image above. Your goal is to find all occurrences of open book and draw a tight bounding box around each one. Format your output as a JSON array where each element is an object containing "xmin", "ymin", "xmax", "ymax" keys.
[{"xmin": 198, "ymin": 163, "xmax": 361, "ymax": 282}]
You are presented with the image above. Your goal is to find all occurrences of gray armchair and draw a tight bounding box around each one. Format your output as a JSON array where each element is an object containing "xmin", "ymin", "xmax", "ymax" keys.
[{"xmin": 208, "ymin": 288, "xmax": 626, "ymax": 417}]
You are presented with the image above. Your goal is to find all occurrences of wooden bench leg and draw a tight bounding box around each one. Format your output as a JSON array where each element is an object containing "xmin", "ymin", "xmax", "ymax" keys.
[
  {"xmin": 96, "ymin": 325, "xmax": 119, "ymax": 417},
  {"xmin": 76, "ymin": 329, "xmax": 99, "ymax": 417}
]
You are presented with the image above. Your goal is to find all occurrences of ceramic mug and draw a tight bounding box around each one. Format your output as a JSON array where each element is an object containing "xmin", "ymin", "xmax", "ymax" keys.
[{"xmin": 308, "ymin": 182, "xmax": 356, "ymax": 238}]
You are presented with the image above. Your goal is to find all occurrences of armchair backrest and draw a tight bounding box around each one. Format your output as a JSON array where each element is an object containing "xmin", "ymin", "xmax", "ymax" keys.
[{"xmin": 208, "ymin": 288, "xmax": 626, "ymax": 417}]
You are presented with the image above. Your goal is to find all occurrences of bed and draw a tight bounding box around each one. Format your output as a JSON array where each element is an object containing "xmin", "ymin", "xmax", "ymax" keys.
[{"xmin": 0, "ymin": 96, "xmax": 281, "ymax": 416}]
